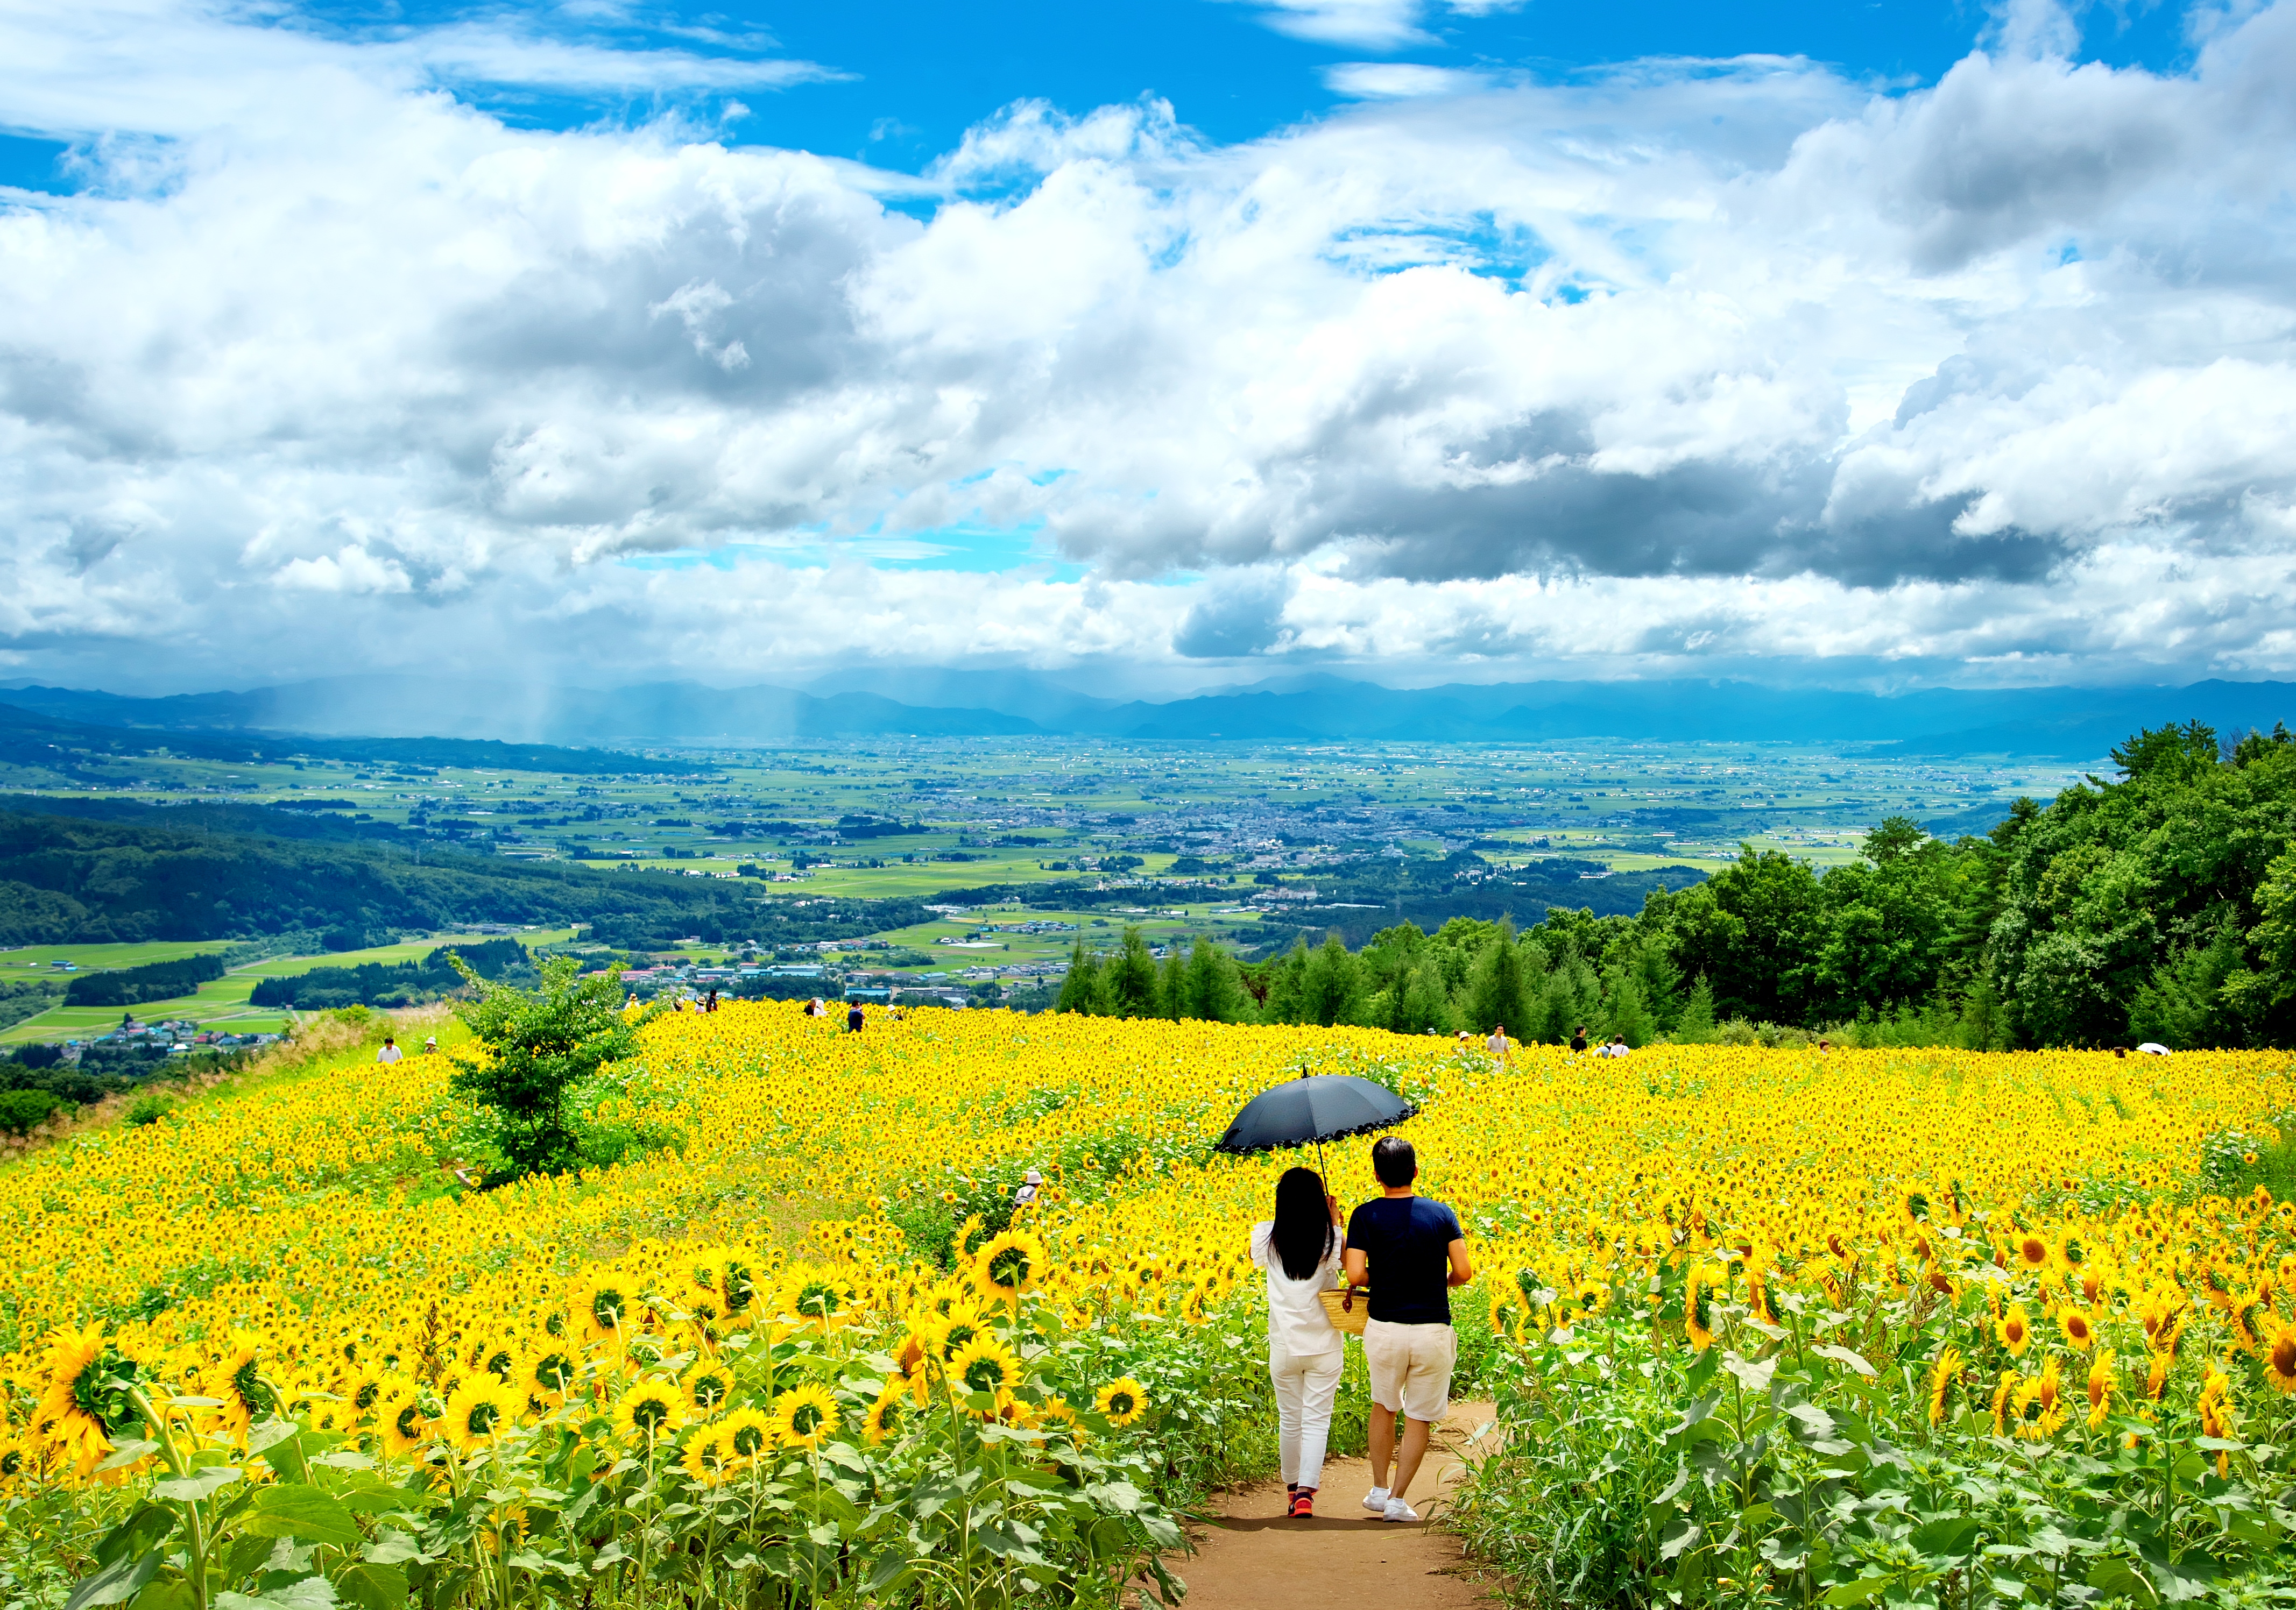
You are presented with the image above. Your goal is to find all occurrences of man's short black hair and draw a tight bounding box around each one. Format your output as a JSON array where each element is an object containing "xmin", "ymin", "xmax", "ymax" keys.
[{"xmin": 1372, "ymin": 1135, "xmax": 1417, "ymax": 1189}]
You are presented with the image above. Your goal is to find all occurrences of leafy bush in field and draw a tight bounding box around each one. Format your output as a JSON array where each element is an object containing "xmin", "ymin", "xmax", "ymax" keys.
[
  {"xmin": 0, "ymin": 1086, "xmax": 66, "ymax": 1133},
  {"xmin": 124, "ymin": 1092, "xmax": 173, "ymax": 1126}
]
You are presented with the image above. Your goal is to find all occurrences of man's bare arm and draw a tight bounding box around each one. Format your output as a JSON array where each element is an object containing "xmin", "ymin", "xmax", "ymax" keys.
[
  {"xmin": 1446, "ymin": 1239, "xmax": 1473, "ymax": 1288},
  {"xmin": 1344, "ymin": 1247, "xmax": 1370, "ymax": 1288}
]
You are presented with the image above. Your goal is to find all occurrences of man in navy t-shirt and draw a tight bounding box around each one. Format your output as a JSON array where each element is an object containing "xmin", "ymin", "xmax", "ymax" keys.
[{"xmin": 1344, "ymin": 1135, "xmax": 1471, "ymax": 1524}]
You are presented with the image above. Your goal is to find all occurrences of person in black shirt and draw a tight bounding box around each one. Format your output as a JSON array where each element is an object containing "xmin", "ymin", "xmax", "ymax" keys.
[
  {"xmin": 846, "ymin": 1001, "xmax": 865, "ymax": 1032},
  {"xmin": 1343, "ymin": 1136, "xmax": 1471, "ymax": 1523},
  {"xmin": 1569, "ymin": 1025, "xmax": 1588, "ymax": 1053}
]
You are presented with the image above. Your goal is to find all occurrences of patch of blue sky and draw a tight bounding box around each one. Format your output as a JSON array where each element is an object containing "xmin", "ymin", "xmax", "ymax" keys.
[
  {"xmin": 0, "ymin": 132, "xmax": 72, "ymax": 195},
  {"xmin": 614, "ymin": 518, "xmax": 1071, "ymax": 576},
  {"xmin": 207, "ymin": 0, "xmax": 2208, "ymax": 186},
  {"xmin": 1323, "ymin": 211, "xmax": 1550, "ymax": 283}
]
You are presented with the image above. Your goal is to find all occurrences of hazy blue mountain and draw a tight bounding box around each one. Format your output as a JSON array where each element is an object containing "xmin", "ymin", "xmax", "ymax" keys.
[
  {"xmin": 0, "ymin": 678, "xmax": 1040, "ymax": 743},
  {"xmin": 800, "ymin": 667, "xmax": 1124, "ymax": 725},
  {"xmin": 1, "ymin": 673, "xmax": 2286, "ymax": 754}
]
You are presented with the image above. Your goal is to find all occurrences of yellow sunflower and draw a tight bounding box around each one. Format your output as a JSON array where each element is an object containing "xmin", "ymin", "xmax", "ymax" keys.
[
  {"xmin": 1997, "ymin": 1303, "xmax": 2033, "ymax": 1358},
  {"xmin": 1927, "ymin": 1348, "xmax": 1961, "ymax": 1428},
  {"xmin": 682, "ymin": 1360, "xmax": 735, "ymax": 1417},
  {"xmin": 778, "ymin": 1263, "xmax": 853, "ymax": 1331},
  {"xmin": 975, "ymin": 1230, "xmax": 1049, "ymax": 1302},
  {"xmin": 611, "ymin": 1380, "xmax": 684, "ymax": 1445},
  {"xmin": 2265, "ymin": 1326, "xmax": 2296, "ymax": 1395},
  {"xmin": 1095, "ymin": 1377, "xmax": 1148, "ymax": 1427},
  {"xmin": 950, "ymin": 1336, "xmax": 1022, "ymax": 1400},
  {"xmin": 1039, "ymin": 1395, "xmax": 1085, "ymax": 1439},
  {"xmin": 208, "ymin": 1331, "xmax": 278, "ymax": 1441},
  {"xmin": 2012, "ymin": 1231, "xmax": 2051, "ymax": 1275},
  {"xmin": 1989, "ymin": 1370, "xmax": 2018, "ymax": 1436},
  {"xmin": 33, "ymin": 1325, "xmax": 130, "ymax": 1468},
  {"xmin": 571, "ymin": 1276, "xmax": 633, "ymax": 1344},
  {"xmin": 0, "ymin": 1432, "xmax": 29, "ymax": 1491},
  {"xmin": 1683, "ymin": 1264, "xmax": 1721, "ymax": 1351},
  {"xmin": 716, "ymin": 1406, "xmax": 776, "ymax": 1466},
  {"xmin": 526, "ymin": 1348, "xmax": 578, "ymax": 1402},
  {"xmin": 679, "ymin": 1424, "xmax": 730, "ymax": 1487},
  {"xmin": 2086, "ymin": 1350, "xmax": 2117, "ymax": 1431},
  {"xmin": 470, "ymin": 1338, "xmax": 523, "ymax": 1384},
  {"xmin": 673, "ymin": 1249, "xmax": 727, "ymax": 1329},
  {"xmin": 769, "ymin": 1382, "xmax": 840, "ymax": 1451},
  {"xmin": 719, "ymin": 1252, "xmax": 761, "ymax": 1325},
  {"xmin": 374, "ymin": 1379, "xmax": 433, "ymax": 1460},
  {"xmin": 862, "ymin": 1383, "xmax": 910, "ymax": 1446},
  {"xmin": 442, "ymin": 1377, "xmax": 522, "ymax": 1451},
  {"xmin": 2058, "ymin": 1306, "xmax": 2097, "ymax": 1352},
  {"xmin": 928, "ymin": 1302, "xmax": 990, "ymax": 1364},
  {"xmin": 2011, "ymin": 1360, "xmax": 2065, "ymax": 1441}
]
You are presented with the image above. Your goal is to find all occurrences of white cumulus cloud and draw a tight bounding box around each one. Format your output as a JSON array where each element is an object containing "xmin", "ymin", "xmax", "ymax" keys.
[{"xmin": 1, "ymin": 0, "xmax": 2295, "ymax": 691}]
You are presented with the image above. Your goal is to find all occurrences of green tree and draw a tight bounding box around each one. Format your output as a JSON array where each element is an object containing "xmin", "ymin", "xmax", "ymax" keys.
[
  {"xmin": 1106, "ymin": 926, "xmax": 1161, "ymax": 1018},
  {"xmin": 1395, "ymin": 963, "xmax": 1458, "ymax": 1035},
  {"xmin": 1262, "ymin": 936, "xmax": 1311, "ymax": 1024},
  {"xmin": 1629, "ymin": 938, "xmax": 1682, "ymax": 1031},
  {"xmin": 1463, "ymin": 919, "xmax": 1532, "ymax": 1035},
  {"xmin": 1601, "ymin": 959, "xmax": 1653, "ymax": 1047},
  {"xmin": 1183, "ymin": 934, "xmax": 1247, "ymax": 1022},
  {"xmin": 1673, "ymin": 975, "xmax": 1718, "ymax": 1042},
  {"xmin": 447, "ymin": 955, "xmax": 661, "ymax": 1178},
  {"xmin": 1054, "ymin": 939, "xmax": 1101, "ymax": 1015},
  {"xmin": 1157, "ymin": 946, "xmax": 1188, "ymax": 1020},
  {"xmin": 1300, "ymin": 933, "xmax": 1364, "ymax": 1026},
  {"xmin": 1664, "ymin": 847, "xmax": 1824, "ymax": 1024}
]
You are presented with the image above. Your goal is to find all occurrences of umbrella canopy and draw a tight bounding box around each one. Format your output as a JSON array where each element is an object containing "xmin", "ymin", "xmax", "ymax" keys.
[{"xmin": 1214, "ymin": 1073, "xmax": 1416, "ymax": 1154}]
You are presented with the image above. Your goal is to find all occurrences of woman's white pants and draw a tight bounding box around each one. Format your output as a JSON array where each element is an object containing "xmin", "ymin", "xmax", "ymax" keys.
[{"xmin": 1269, "ymin": 1346, "xmax": 1345, "ymax": 1490}]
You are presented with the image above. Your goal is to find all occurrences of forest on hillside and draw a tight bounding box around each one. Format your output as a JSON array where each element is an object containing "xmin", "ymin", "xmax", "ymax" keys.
[{"xmin": 1056, "ymin": 721, "xmax": 2296, "ymax": 1049}]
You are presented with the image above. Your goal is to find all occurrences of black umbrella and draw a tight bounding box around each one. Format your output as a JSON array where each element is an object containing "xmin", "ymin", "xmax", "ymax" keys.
[{"xmin": 1214, "ymin": 1073, "xmax": 1416, "ymax": 1178}]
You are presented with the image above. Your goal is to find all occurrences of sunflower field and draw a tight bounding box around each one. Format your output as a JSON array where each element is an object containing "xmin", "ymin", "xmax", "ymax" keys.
[{"xmin": 3, "ymin": 1004, "xmax": 2294, "ymax": 1610}]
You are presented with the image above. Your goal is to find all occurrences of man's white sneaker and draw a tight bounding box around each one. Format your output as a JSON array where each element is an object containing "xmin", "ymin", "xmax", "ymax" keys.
[
  {"xmin": 1382, "ymin": 1498, "xmax": 1421, "ymax": 1524},
  {"xmin": 1360, "ymin": 1487, "xmax": 1390, "ymax": 1514}
]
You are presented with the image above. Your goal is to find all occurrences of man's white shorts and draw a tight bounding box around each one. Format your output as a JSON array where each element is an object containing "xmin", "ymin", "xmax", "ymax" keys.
[{"xmin": 1362, "ymin": 1318, "xmax": 1456, "ymax": 1423}]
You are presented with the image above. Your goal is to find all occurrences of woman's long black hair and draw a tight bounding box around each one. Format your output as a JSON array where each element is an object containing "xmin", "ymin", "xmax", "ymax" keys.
[{"xmin": 1271, "ymin": 1166, "xmax": 1336, "ymax": 1282}]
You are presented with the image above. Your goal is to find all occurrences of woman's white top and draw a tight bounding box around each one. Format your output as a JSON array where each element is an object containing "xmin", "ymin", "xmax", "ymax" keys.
[{"xmin": 1251, "ymin": 1220, "xmax": 1344, "ymax": 1359}]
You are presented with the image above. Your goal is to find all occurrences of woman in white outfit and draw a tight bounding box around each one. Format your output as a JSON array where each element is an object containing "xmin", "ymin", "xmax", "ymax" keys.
[{"xmin": 1249, "ymin": 1166, "xmax": 1347, "ymax": 1519}]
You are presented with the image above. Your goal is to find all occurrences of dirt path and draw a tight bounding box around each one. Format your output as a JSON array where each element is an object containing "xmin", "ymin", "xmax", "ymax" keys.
[{"xmin": 1171, "ymin": 1401, "xmax": 1502, "ymax": 1610}]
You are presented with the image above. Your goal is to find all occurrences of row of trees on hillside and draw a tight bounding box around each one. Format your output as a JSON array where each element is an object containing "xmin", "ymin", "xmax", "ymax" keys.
[{"xmin": 1050, "ymin": 721, "xmax": 2296, "ymax": 1049}]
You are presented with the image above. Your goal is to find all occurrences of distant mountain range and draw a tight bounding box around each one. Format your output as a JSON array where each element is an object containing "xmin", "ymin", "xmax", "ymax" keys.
[{"xmin": 1, "ymin": 672, "xmax": 2288, "ymax": 757}]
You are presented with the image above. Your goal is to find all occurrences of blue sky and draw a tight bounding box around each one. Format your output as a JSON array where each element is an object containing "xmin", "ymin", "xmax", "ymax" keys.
[
  {"xmin": 0, "ymin": 0, "xmax": 2198, "ymax": 192},
  {"xmin": 0, "ymin": 0, "xmax": 2291, "ymax": 692}
]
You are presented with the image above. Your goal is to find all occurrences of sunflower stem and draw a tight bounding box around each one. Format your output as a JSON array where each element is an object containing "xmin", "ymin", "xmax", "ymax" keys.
[{"xmin": 127, "ymin": 1387, "xmax": 209, "ymax": 1610}]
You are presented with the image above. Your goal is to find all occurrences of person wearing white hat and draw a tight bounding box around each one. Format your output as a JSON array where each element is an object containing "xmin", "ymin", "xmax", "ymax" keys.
[{"xmin": 1014, "ymin": 1168, "xmax": 1043, "ymax": 1208}]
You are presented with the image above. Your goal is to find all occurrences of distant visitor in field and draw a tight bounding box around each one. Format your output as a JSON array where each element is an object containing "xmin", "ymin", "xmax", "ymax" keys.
[
  {"xmin": 1251, "ymin": 1165, "xmax": 1345, "ymax": 1519},
  {"xmin": 1570, "ymin": 1025, "xmax": 1588, "ymax": 1052},
  {"xmin": 1486, "ymin": 1024, "xmax": 1510, "ymax": 1066},
  {"xmin": 1013, "ymin": 1168, "xmax": 1044, "ymax": 1209},
  {"xmin": 847, "ymin": 1001, "xmax": 865, "ymax": 1032},
  {"xmin": 1346, "ymin": 1136, "xmax": 1471, "ymax": 1524},
  {"xmin": 375, "ymin": 1035, "xmax": 402, "ymax": 1064}
]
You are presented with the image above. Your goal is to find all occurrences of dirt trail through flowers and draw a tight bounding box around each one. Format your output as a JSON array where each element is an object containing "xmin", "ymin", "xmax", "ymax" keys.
[{"xmin": 1171, "ymin": 1400, "xmax": 1502, "ymax": 1610}]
